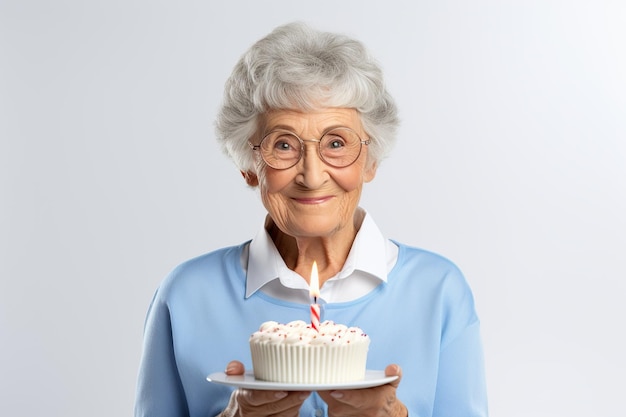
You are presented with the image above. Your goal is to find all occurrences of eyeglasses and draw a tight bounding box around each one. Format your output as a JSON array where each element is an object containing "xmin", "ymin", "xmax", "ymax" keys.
[{"xmin": 249, "ymin": 127, "xmax": 370, "ymax": 170}]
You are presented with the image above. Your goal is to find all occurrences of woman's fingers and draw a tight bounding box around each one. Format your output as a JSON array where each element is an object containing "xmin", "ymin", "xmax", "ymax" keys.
[
  {"xmin": 236, "ymin": 390, "xmax": 311, "ymax": 416},
  {"xmin": 318, "ymin": 364, "xmax": 406, "ymax": 417}
]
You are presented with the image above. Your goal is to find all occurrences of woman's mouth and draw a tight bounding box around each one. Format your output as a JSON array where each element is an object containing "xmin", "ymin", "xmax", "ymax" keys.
[{"xmin": 292, "ymin": 196, "xmax": 333, "ymax": 205}]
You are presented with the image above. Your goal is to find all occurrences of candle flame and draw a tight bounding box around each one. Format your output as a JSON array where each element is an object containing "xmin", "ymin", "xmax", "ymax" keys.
[{"xmin": 309, "ymin": 261, "xmax": 320, "ymax": 298}]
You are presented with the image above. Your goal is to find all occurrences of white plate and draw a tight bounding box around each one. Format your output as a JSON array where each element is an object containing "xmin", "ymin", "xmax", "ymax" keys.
[{"xmin": 207, "ymin": 370, "xmax": 398, "ymax": 391}]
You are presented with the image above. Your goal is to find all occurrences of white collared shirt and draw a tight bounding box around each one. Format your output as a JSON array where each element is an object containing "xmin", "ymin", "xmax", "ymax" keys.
[{"xmin": 242, "ymin": 211, "xmax": 398, "ymax": 303}]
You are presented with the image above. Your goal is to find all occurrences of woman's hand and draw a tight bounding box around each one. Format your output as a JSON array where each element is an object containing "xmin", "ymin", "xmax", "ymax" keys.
[
  {"xmin": 220, "ymin": 361, "xmax": 311, "ymax": 417},
  {"xmin": 317, "ymin": 364, "xmax": 407, "ymax": 417}
]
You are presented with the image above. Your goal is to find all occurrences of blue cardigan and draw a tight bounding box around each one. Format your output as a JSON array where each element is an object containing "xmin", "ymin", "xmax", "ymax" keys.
[{"xmin": 135, "ymin": 241, "xmax": 488, "ymax": 416}]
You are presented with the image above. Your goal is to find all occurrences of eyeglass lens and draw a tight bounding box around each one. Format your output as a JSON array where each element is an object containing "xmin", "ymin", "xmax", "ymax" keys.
[{"xmin": 259, "ymin": 128, "xmax": 364, "ymax": 169}]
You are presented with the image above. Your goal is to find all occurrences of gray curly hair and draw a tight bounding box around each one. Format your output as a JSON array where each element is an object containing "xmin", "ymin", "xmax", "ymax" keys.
[{"xmin": 215, "ymin": 22, "xmax": 399, "ymax": 172}]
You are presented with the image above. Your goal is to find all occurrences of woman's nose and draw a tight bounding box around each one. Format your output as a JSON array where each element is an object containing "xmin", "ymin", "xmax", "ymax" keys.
[{"xmin": 296, "ymin": 142, "xmax": 327, "ymax": 188}]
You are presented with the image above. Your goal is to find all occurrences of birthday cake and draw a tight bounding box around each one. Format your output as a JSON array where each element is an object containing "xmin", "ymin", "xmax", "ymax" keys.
[{"xmin": 249, "ymin": 320, "xmax": 370, "ymax": 384}]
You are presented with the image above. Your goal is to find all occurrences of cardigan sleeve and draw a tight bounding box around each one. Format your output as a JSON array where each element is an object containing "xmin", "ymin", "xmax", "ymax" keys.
[{"xmin": 134, "ymin": 289, "xmax": 190, "ymax": 417}]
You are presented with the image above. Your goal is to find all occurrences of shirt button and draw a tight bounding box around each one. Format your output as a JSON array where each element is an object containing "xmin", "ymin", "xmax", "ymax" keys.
[{"xmin": 315, "ymin": 409, "xmax": 323, "ymax": 417}]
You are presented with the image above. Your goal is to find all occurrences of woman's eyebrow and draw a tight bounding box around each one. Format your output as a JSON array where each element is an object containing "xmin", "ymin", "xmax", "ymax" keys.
[
  {"xmin": 266, "ymin": 124, "xmax": 297, "ymax": 132},
  {"xmin": 266, "ymin": 124, "xmax": 349, "ymax": 134}
]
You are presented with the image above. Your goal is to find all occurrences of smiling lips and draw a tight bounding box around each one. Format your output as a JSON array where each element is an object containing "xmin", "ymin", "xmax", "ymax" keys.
[{"xmin": 293, "ymin": 196, "xmax": 333, "ymax": 205}]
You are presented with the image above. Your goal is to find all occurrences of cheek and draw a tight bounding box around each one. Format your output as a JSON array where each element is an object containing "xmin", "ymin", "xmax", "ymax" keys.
[
  {"xmin": 333, "ymin": 166, "xmax": 367, "ymax": 192},
  {"xmin": 257, "ymin": 168, "xmax": 292, "ymax": 195}
]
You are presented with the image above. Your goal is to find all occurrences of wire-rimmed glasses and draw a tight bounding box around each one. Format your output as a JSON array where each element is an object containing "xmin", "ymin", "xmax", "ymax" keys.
[{"xmin": 249, "ymin": 127, "xmax": 370, "ymax": 170}]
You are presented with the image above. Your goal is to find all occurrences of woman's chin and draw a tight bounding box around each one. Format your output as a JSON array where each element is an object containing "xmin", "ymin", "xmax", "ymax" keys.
[{"xmin": 283, "ymin": 221, "xmax": 345, "ymax": 240}]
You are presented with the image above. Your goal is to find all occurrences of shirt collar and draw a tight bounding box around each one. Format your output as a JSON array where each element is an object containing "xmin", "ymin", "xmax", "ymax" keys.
[{"xmin": 245, "ymin": 209, "xmax": 389, "ymax": 298}]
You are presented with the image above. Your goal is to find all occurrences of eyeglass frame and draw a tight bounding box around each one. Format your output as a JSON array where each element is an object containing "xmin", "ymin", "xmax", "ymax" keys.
[{"xmin": 248, "ymin": 126, "xmax": 371, "ymax": 170}]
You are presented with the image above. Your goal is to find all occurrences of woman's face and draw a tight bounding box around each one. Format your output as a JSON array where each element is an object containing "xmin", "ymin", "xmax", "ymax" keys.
[{"xmin": 245, "ymin": 108, "xmax": 377, "ymax": 240}]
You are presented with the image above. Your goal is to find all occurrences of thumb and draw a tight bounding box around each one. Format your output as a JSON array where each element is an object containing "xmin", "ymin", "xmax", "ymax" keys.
[
  {"xmin": 225, "ymin": 360, "xmax": 245, "ymax": 375},
  {"xmin": 385, "ymin": 364, "xmax": 402, "ymax": 388}
]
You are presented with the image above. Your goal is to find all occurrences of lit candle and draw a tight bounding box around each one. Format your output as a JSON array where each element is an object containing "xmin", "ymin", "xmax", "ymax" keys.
[{"xmin": 310, "ymin": 261, "xmax": 321, "ymax": 332}]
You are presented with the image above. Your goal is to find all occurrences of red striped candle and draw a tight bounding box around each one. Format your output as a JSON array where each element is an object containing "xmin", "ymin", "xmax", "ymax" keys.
[{"xmin": 310, "ymin": 261, "xmax": 320, "ymax": 332}]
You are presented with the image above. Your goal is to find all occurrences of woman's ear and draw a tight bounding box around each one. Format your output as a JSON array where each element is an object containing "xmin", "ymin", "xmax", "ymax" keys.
[
  {"xmin": 363, "ymin": 161, "xmax": 377, "ymax": 183},
  {"xmin": 241, "ymin": 170, "xmax": 259, "ymax": 187}
]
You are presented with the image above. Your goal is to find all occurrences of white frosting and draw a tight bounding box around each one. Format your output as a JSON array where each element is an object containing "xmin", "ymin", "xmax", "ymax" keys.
[{"xmin": 249, "ymin": 320, "xmax": 369, "ymax": 346}]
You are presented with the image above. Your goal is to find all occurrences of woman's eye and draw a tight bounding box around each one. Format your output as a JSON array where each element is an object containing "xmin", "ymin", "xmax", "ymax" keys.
[
  {"xmin": 276, "ymin": 141, "xmax": 291, "ymax": 150},
  {"xmin": 270, "ymin": 134, "xmax": 300, "ymax": 153},
  {"xmin": 324, "ymin": 135, "xmax": 346, "ymax": 149}
]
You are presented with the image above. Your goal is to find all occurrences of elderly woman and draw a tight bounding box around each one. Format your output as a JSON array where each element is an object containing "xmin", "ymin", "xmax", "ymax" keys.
[{"xmin": 135, "ymin": 22, "xmax": 488, "ymax": 417}]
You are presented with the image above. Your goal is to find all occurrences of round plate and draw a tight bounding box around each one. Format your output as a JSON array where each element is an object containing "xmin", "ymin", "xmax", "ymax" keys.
[{"xmin": 207, "ymin": 370, "xmax": 398, "ymax": 391}]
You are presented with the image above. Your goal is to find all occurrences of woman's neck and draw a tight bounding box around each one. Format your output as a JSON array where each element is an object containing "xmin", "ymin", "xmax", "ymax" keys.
[{"xmin": 266, "ymin": 209, "xmax": 365, "ymax": 287}]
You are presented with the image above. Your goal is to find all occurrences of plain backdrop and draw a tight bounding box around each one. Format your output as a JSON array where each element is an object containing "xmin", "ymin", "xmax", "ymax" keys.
[{"xmin": 1, "ymin": 1, "xmax": 625, "ymax": 416}]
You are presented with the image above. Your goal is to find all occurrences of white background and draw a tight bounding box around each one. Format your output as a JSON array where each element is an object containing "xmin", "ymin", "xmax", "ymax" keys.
[{"xmin": 1, "ymin": 1, "xmax": 625, "ymax": 416}]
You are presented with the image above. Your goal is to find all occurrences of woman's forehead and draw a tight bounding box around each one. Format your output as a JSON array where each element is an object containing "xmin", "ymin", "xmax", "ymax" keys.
[{"xmin": 261, "ymin": 108, "xmax": 363, "ymax": 133}]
